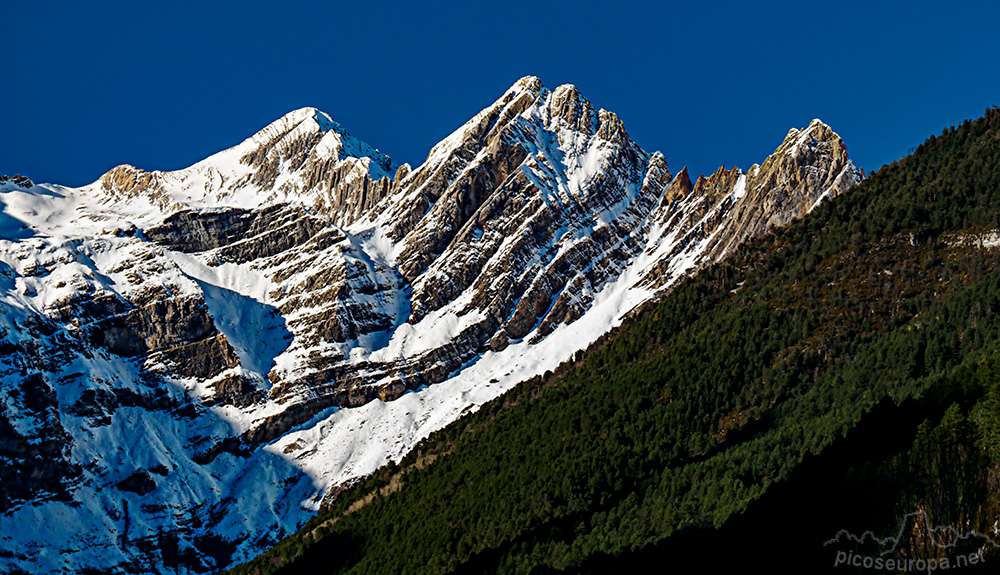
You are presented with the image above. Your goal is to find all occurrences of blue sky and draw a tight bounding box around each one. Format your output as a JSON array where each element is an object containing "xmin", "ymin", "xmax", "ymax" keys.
[{"xmin": 3, "ymin": 1, "xmax": 999, "ymax": 187}]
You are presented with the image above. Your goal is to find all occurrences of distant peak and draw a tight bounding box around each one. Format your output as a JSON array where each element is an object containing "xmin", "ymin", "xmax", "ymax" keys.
[
  {"xmin": 237, "ymin": 107, "xmax": 394, "ymax": 178},
  {"xmin": 784, "ymin": 118, "xmax": 837, "ymax": 140},
  {"xmin": 512, "ymin": 75, "xmax": 544, "ymax": 93},
  {"xmin": 309, "ymin": 108, "xmax": 339, "ymax": 132},
  {"xmin": 548, "ymin": 84, "xmax": 596, "ymax": 133},
  {"xmin": 274, "ymin": 106, "xmax": 318, "ymax": 124},
  {"xmin": 597, "ymin": 109, "xmax": 626, "ymax": 141},
  {"xmin": 273, "ymin": 107, "xmax": 342, "ymax": 135},
  {"xmin": 552, "ymin": 83, "xmax": 581, "ymax": 98},
  {"xmin": 809, "ymin": 119, "xmax": 840, "ymax": 142},
  {"xmin": 711, "ymin": 165, "xmax": 733, "ymax": 177},
  {"xmin": 777, "ymin": 118, "xmax": 846, "ymax": 159},
  {"xmin": 289, "ymin": 105, "xmax": 320, "ymax": 116}
]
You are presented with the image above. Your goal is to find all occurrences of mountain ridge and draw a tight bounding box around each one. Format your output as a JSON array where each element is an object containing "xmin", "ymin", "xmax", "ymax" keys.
[
  {"xmin": 230, "ymin": 105, "xmax": 1000, "ymax": 575},
  {"xmin": 0, "ymin": 76, "xmax": 860, "ymax": 574}
]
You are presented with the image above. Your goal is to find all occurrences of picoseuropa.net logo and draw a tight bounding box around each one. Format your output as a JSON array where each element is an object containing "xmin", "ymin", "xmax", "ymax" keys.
[
  {"xmin": 831, "ymin": 549, "xmax": 984, "ymax": 572},
  {"xmin": 824, "ymin": 510, "xmax": 999, "ymax": 572}
]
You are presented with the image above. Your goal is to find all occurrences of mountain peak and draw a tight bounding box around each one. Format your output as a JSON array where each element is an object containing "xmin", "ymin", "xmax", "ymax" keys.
[
  {"xmin": 511, "ymin": 75, "xmax": 544, "ymax": 94},
  {"xmin": 85, "ymin": 106, "xmax": 396, "ymax": 226},
  {"xmin": 778, "ymin": 118, "xmax": 847, "ymax": 159},
  {"xmin": 288, "ymin": 106, "xmax": 346, "ymax": 136},
  {"xmin": 235, "ymin": 107, "xmax": 393, "ymax": 175},
  {"xmin": 548, "ymin": 84, "xmax": 596, "ymax": 134},
  {"xmin": 696, "ymin": 118, "xmax": 861, "ymax": 261},
  {"xmin": 597, "ymin": 109, "xmax": 627, "ymax": 141},
  {"xmin": 275, "ymin": 105, "xmax": 324, "ymax": 125}
]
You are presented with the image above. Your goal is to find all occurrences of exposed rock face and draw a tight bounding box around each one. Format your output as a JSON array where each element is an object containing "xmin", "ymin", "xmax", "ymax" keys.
[
  {"xmin": 116, "ymin": 470, "xmax": 157, "ymax": 495},
  {"xmin": 706, "ymin": 119, "xmax": 862, "ymax": 261},
  {"xmin": 376, "ymin": 80, "xmax": 653, "ymax": 330},
  {"xmin": 101, "ymin": 164, "xmax": 172, "ymax": 210},
  {"xmin": 0, "ymin": 371, "xmax": 80, "ymax": 512},
  {"xmin": 0, "ymin": 77, "xmax": 862, "ymax": 574},
  {"xmin": 93, "ymin": 296, "xmax": 217, "ymax": 356},
  {"xmin": 0, "ymin": 174, "xmax": 35, "ymax": 188},
  {"xmin": 636, "ymin": 119, "xmax": 863, "ymax": 292},
  {"xmin": 144, "ymin": 208, "xmax": 253, "ymax": 253}
]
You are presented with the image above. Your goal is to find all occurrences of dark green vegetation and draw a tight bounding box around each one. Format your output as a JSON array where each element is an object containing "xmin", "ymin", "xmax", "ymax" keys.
[{"xmin": 231, "ymin": 107, "xmax": 1000, "ymax": 574}]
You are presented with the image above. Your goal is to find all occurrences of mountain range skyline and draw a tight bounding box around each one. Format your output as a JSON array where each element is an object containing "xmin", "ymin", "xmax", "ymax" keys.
[
  {"xmin": 4, "ymin": 2, "xmax": 999, "ymax": 188},
  {"xmin": 5, "ymin": 4, "xmax": 1000, "ymax": 573},
  {"xmin": 0, "ymin": 74, "xmax": 862, "ymax": 573}
]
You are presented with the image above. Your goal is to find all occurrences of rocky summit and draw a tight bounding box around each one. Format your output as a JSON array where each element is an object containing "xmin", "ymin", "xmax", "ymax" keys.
[{"xmin": 0, "ymin": 77, "xmax": 861, "ymax": 574}]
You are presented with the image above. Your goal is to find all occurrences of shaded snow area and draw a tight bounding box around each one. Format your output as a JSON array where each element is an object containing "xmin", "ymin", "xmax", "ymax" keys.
[
  {"xmin": 195, "ymin": 278, "xmax": 290, "ymax": 379},
  {"xmin": 167, "ymin": 252, "xmax": 289, "ymax": 381},
  {"xmin": 0, "ymin": 185, "xmax": 317, "ymax": 573},
  {"xmin": 0, "ymin": 400, "xmax": 316, "ymax": 573}
]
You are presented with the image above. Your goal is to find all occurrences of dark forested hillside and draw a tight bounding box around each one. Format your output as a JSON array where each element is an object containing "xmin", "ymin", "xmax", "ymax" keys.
[{"xmin": 231, "ymin": 107, "xmax": 1000, "ymax": 574}]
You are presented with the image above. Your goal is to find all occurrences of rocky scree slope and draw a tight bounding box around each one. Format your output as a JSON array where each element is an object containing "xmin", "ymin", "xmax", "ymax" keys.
[{"xmin": 0, "ymin": 77, "xmax": 860, "ymax": 574}]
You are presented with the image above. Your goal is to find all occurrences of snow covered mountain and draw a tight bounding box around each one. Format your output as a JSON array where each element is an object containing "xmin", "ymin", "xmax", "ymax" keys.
[{"xmin": 0, "ymin": 76, "xmax": 862, "ymax": 574}]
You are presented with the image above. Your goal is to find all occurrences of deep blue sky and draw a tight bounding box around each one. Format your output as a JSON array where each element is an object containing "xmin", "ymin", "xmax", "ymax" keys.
[{"xmin": 3, "ymin": 1, "xmax": 999, "ymax": 187}]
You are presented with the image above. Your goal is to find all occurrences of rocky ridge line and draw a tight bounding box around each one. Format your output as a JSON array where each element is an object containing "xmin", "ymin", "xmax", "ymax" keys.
[{"xmin": 0, "ymin": 77, "xmax": 862, "ymax": 574}]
